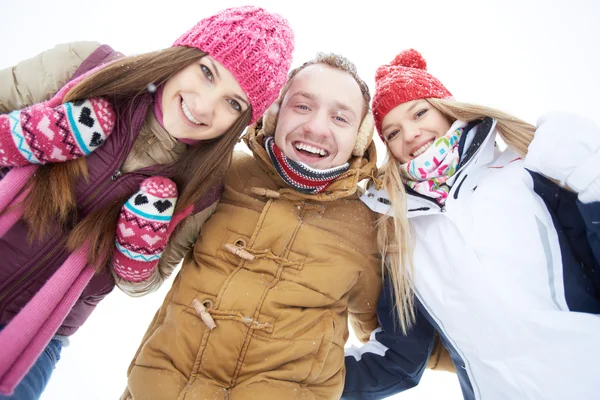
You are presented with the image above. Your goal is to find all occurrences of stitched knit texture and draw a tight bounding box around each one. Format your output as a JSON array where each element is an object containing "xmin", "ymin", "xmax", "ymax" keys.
[
  {"xmin": 173, "ymin": 6, "xmax": 295, "ymax": 124},
  {"xmin": 0, "ymin": 98, "xmax": 115, "ymax": 166},
  {"xmin": 372, "ymin": 49, "xmax": 452, "ymax": 139},
  {"xmin": 113, "ymin": 177, "xmax": 178, "ymax": 282}
]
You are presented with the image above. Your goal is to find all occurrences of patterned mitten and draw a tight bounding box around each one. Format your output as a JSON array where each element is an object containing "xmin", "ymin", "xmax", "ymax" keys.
[
  {"xmin": 0, "ymin": 98, "xmax": 115, "ymax": 167},
  {"xmin": 113, "ymin": 177, "xmax": 178, "ymax": 282}
]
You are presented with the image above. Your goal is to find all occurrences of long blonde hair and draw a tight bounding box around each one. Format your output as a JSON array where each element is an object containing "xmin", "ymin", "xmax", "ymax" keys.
[{"xmin": 378, "ymin": 98, "xmax": 536, "ymax": 333}]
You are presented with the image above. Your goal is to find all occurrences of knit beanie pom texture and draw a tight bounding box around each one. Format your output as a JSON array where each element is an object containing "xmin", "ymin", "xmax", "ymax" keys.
[{"xmin": 372, "ymin": 49, "xmax": 452, "ymax": 139}]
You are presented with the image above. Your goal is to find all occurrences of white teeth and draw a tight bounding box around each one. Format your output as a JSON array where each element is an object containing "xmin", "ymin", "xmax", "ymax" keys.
[
  {"xmin": 181, "ymin": 99, "xmax": 202, "ymax": 125},
  {"xmin": 295, "ymin": 142, "xmax": 328, "ymax": 156},
  {"xmin": 412, "ymin": 140, "xmax": 434, "ymax": 157}
]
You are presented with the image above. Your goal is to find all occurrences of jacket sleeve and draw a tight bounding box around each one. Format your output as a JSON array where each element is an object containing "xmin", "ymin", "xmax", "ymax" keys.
[
  {"xmin": 342, "ymin": 279, "xmax": 436, "ymax": 400},
  {"xmin": 528, "ymin": 170, "xmax": 600, "ymax": 292},
  {"xmin": 577, "ymin": 200, "xmax": 600, "ymax": 273},
  {"xmin": 348, "ymin": 252, "xmax": 382, "ymax": 343},
  {"xmin": 524, "ymin": 112, "xmax": 600, "ymax": 203},
  {"xmin": 0, "ymin": 41, "xmax": 101, "ymax": 113},
  {"xmin": 114, "ymin": 201, "xmax": 219, "ymax": 296}
]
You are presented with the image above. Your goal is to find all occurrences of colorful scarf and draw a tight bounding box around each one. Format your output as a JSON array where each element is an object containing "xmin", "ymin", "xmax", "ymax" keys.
[
  {"xmin": 264, "ymin": 136, "xmax": 349, "ymax": 194},
  {"xmin": 400, "ymin": 123, "xmax": 464, "ymax": 205}
]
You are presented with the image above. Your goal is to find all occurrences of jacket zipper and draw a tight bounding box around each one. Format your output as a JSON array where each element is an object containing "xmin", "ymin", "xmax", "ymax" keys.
[
  {"xmin": 406, "ymin": 186, "xmax": 446, "ymax": 213},
  {"xmin": 0, "ymin": 241, "xmax": 65, "ymax": 302}
]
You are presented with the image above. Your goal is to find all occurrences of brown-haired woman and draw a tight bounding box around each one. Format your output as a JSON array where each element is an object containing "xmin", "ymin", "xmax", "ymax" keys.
[{"xmin": 0, "ymin": 6, "xmax": 294, "ymax": 398}]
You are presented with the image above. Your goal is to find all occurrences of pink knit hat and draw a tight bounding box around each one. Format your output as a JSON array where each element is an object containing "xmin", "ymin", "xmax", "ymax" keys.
[
  {"xmin": 372, "ymin": 49, "xmax": 452, "ymax": 139},
  {"xmin": 173, "ymin": 6, "xmax": 295, "ymax": 124}
]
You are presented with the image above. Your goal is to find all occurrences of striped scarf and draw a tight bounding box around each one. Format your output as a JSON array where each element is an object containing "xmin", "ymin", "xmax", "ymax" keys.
[{"xmin": 265, "ymin": 136, "xmax": 349, "ymax": 194}]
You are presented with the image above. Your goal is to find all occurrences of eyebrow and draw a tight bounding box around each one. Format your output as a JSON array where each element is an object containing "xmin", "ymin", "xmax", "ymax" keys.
[
  {"xmin": 404, "ymin": 100, "xmax": 423, "ymax": 115},
  {"xmin": 381, "ymin": 100, "xmax": 426, "ymax": 133},
  {"xmin": 333, "ymin": 100, "xmax": 357, "ymax": 119},
  {"xmin": 207, "ymin": 58, "xmax": 221, "ymax": 80},
  {"xmin": 233, "ymin": 94, "xmax": 250, "ymax": 110},
  {"xmin": 289, "ymin": 91, "xmax": 317, "ymax": 101},
  {"xmin": 208, "ymin": 58, "xmax": 250, "ymax": 110},
  {"xmin": 289, "ymin": 92, "xmax": 357, "ymax": 118}
]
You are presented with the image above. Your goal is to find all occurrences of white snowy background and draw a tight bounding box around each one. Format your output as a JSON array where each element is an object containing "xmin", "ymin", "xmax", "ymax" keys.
[{"xmin": 1, "ymin": 0, "xmax": 599, "ymax": 399}]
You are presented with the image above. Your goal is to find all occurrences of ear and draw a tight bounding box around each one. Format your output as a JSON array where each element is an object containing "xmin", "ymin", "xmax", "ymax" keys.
[
  {"xmin": 352, "ymin": 110, "xmax": 375, "ymax": 157},
  {"xmin": 262, "ymin": 102, "xmax": 280, "ymax": 136}
]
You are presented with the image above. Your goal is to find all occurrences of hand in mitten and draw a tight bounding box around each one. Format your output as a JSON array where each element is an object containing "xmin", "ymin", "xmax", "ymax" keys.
[
  {"xmin": 0, "ymin": 97, "xmax": 115, "ymax": 167},
  {"xmin": 113, "ymin": 177, "xmax": 178, "ymax": 282},
  {"xmin": 524, "ymin": 112, "xmax": 600, "ymax": 203}
]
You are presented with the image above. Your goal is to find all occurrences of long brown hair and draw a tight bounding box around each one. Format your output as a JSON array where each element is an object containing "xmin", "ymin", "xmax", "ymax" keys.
[
  {"xmin": 379, "ymin": 98, "xmax": 536, "ymax": 334},
  {"xmin": 22, "ymin": 46, "xmax": 251, "ymax": 268}
]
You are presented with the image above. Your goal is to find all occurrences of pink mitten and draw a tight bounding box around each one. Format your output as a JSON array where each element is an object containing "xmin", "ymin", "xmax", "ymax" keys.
[
  {"xmin": 113, "ymin": 177, "xmax": 178, "ymax": 282},
  {"xmin": 0, "ymin": 98, "xmax": 115, "ymax": 167}
]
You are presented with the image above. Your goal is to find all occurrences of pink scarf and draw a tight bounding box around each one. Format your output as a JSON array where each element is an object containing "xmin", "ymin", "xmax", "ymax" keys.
[
  {"xmin": 0, "ymin": 202, "xmax": 192, "ymax": 395},
  {"xmin": 0, "ymin": 74, "xmax": 195, "ymax": 395}
]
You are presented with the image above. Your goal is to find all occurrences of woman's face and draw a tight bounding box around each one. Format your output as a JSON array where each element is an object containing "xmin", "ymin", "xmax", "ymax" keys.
[
  {"xmin": 381, "ymin": 99, "xmax": 452, "ymax": 164},
  {"xmin": 161, "ymin": 55, "xmax": 250, "ymax": 141}
]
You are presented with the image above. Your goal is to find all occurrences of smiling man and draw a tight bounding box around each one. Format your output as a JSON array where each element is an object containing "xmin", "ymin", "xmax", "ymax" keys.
[
  {"xmin": 122, "ymin": 53, "xmax": 383, "ymax": 399},
  {"xmin": 272, "ymin": 59, "xmax": 367, "ymax": 171}
]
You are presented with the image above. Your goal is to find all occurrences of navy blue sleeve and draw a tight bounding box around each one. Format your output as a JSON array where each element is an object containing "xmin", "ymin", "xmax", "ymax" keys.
[
  {"xmin": 342, "ymin": 279, "xmax": 436, "ymax": 400},
  {"xmin": 577, "ymin": 200, "xmax": 600, "ymax": 285},
  {"xmin": 529, "ymin": 170, "xmax": 600, "ymax": 299}
]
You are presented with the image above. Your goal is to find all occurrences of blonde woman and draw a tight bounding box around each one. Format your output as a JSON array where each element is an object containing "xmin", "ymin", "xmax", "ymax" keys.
[{"xmin": 343, "ymin": 49, "xmax": 600, "ymax": 400}]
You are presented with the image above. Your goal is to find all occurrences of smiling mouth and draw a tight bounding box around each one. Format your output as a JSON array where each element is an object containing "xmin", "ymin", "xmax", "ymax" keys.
[
  {"xmin": 411, "ymin": 140, "xmax": 434, "ymax": 158},
  {"xmin": 181, "ymin": 98, "xmax": 204, "ymax": 125},
  {"xmin": 294, "ymin": 141, "xmax": 329, "ymax": 158}
]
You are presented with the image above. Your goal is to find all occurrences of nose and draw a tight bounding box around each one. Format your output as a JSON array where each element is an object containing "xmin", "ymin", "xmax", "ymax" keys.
[
  {"xmin": 303, "ymin": 111, "xmax": 329, "ymax": 138},
  {"xmin": 404, "ymin": 123, "xmax": 422, "ymax": 143},
  {"xmin": 190, "ymin": 92, "xmax": 216, "ymax": 123}
]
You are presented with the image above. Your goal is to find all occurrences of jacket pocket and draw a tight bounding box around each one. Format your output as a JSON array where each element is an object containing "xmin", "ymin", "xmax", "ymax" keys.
[
  {"xmin": 239, "ymin": 312, "xmax": 336, "ymax": 385},
  {"xmin": 301, "ymin": 314, "xmax": 335, "ymax": 384},
  {"xmin": 133, "ymin": 301, "xmax": 207, "ymax": 379}
]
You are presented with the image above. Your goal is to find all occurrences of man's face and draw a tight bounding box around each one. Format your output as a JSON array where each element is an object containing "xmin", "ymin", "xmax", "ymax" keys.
[{"xmin": 274, "ymin": 64, "xmax": 364, "ymax": 169}]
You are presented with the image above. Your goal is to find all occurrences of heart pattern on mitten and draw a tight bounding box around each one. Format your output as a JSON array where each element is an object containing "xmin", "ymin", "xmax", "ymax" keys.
[{"xmin": 112, "ymin": 177, "xmax": 178, "ymax": 282}]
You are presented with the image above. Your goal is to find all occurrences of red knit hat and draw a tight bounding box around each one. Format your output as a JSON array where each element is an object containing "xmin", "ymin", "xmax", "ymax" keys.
[
  {"xmin": 173, "ymin": 6, "xmax": 295, "ymax": 124},
  {"xmin": 372, "ymin": 49, "xmax": 452, "ymax": 139}
]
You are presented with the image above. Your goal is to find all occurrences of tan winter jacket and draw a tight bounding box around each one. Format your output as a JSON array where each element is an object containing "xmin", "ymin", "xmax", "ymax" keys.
[
  {"xmin": 0, "ymin": 41, "xmax": 217, "ymax": 294},
  {"xmin": 122, "ymin": 121, "xmax": 383, "ymax": 399}
]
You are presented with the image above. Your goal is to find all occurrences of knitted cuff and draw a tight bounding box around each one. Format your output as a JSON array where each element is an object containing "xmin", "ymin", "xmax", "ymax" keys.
[
  {"xmin": 0, "ymin": 98, "xmax": 115, "ymax": 167},
  {"xmin": 578, "ymin": 175, "xmax": 600, "ymax": 204},
  {"xmin": 112, "ymin": 177, "xmax": 178, "ymax": 282}
]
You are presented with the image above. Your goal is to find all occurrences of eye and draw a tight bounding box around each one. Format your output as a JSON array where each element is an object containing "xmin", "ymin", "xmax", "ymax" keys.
[
  {"xmin": 415, "ymin": 109, "xmax": 428, "ymax": 119},
  {"xmin": 386, "ymin": 130, "xmax": 399, "ymax": 142},
  {"xmin": 334, "ymin": 115, "xmax": 348, "ymax": 124},
  {"xmin": 200, "ymin": 64, "xmax": 214, "ymax": 82},
  {"xmin": 227, "ymin": 99, "xmax": 242, "ymax": 112},
  {"xmin": 296, "ymin": 104, "xmax": 310, "ymax": 111}
]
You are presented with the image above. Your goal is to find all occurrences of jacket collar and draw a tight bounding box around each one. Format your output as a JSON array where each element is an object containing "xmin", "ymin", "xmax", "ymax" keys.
[
  {"xmin": 142, "ymin": 110, "xmax": 184, "ymax": 152},
  {"xmin": 361, "ymin": 118, "xmax": 498, "ymax": 216},
  {"xmin": 243, "ymin": 118, "xmax": 378, "ymax": 202}
]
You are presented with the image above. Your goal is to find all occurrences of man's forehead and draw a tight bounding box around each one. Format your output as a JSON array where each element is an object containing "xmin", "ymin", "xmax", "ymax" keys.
[
  {"xmin": 291, "ymin": 63, "xmax": 339, "ymax": 84},
  {"xmin": 285, "ymin": 63, "xmax": 363, "ymax": 108}
]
